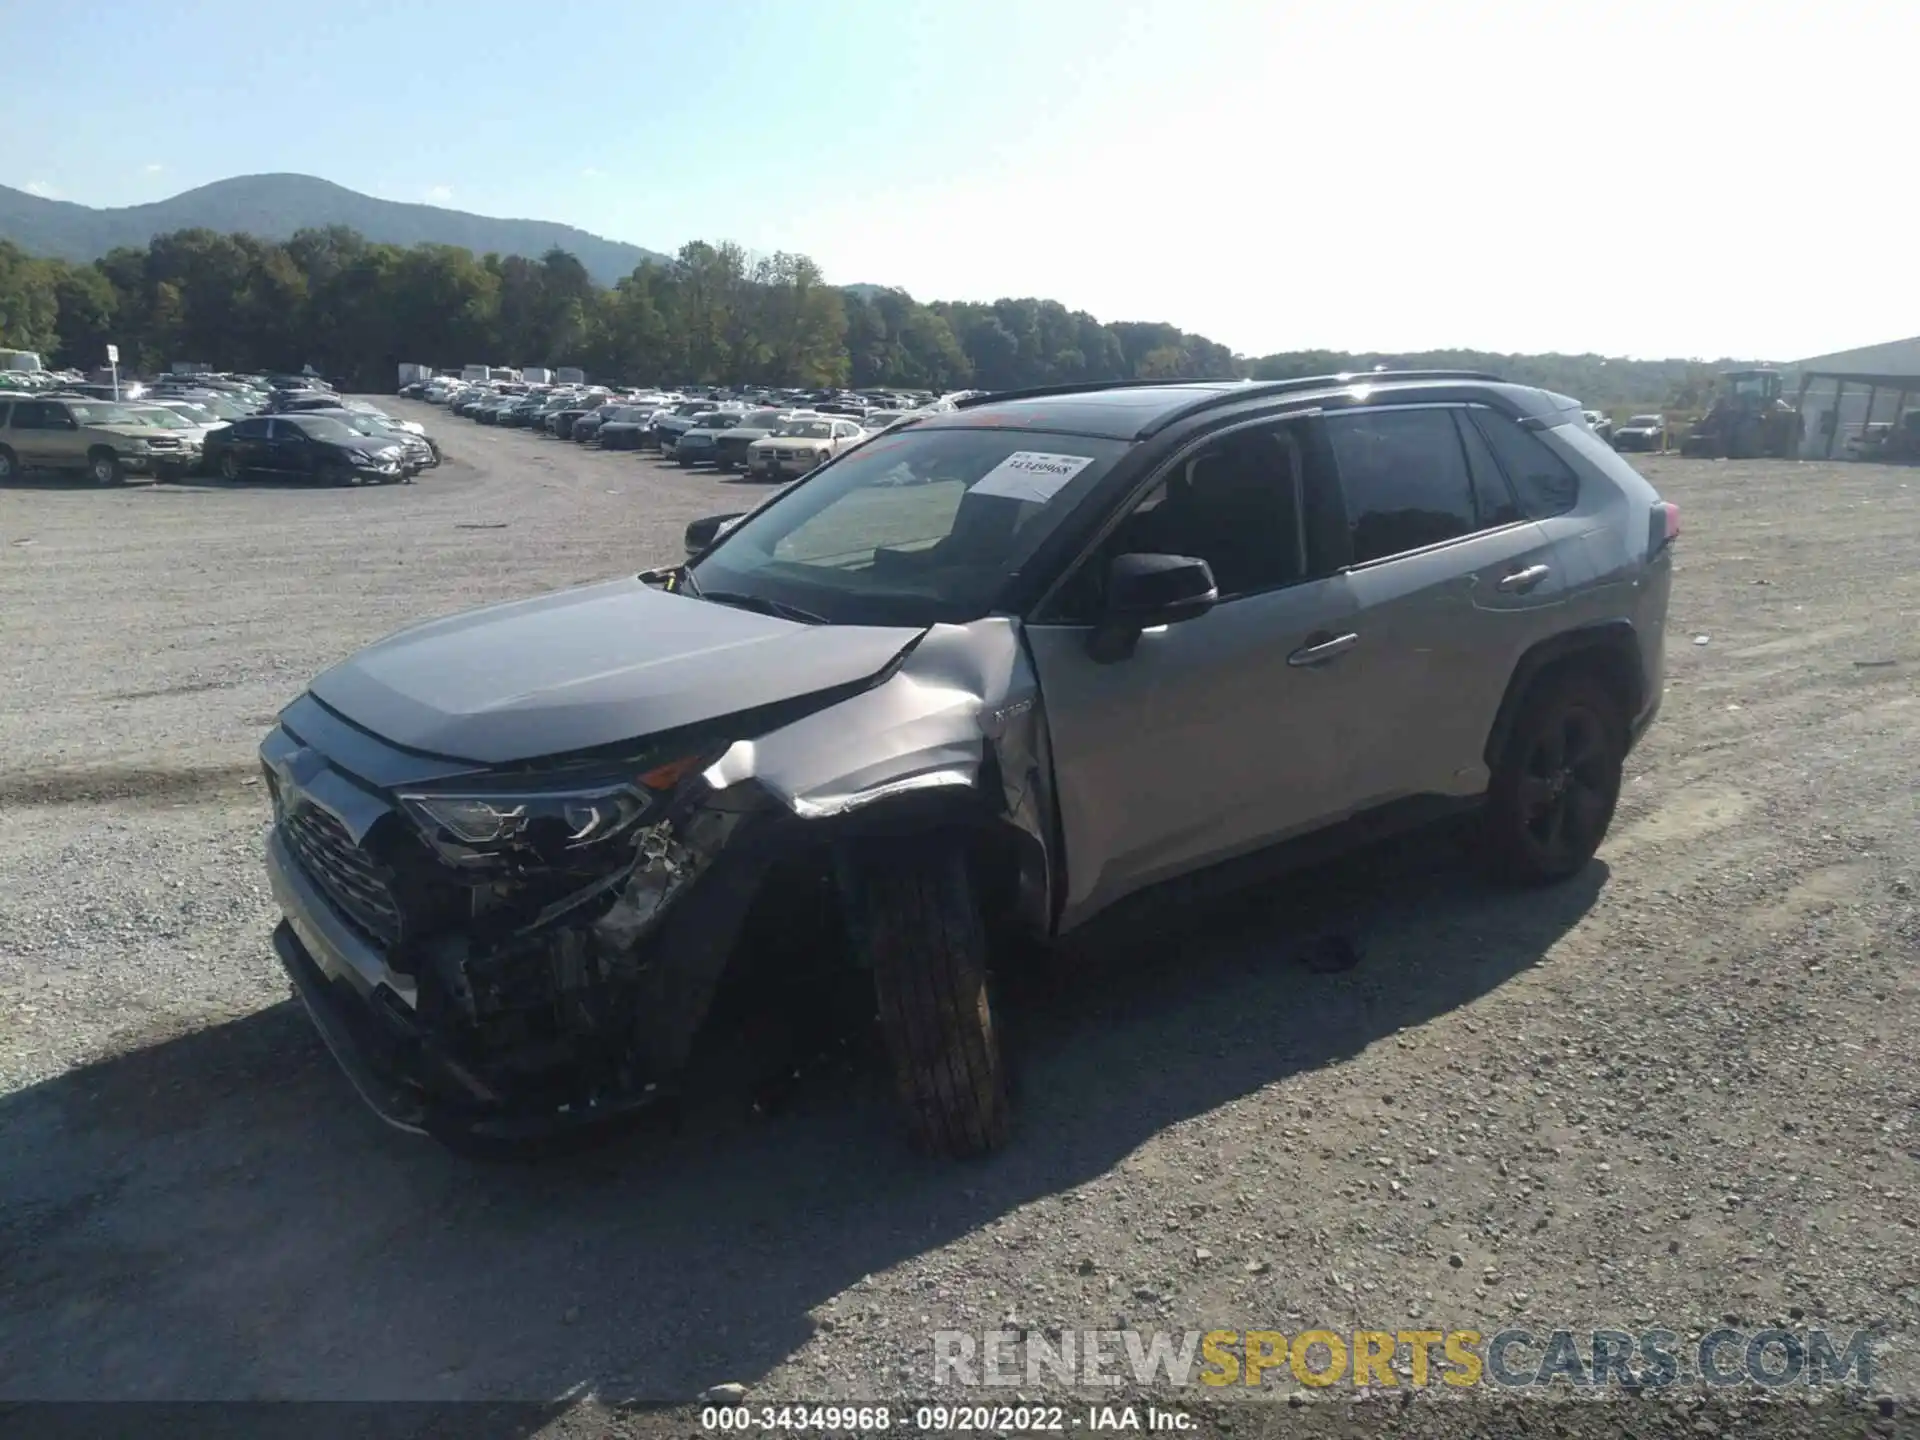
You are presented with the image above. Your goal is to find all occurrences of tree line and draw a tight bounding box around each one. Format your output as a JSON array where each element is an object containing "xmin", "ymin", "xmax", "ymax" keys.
[
  {"xmin": 1, "ymin": 226, "xmax": 1750, "ymax": 406},
  {"xmin": 0, "ymin": 227, "xmax": 1238, "ymax": 392}
]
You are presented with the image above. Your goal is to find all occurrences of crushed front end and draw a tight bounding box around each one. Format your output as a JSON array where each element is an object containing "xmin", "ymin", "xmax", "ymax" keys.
[{"xmin": 260, "ymin": 694, "xmax": 766, "ymax": 1145}]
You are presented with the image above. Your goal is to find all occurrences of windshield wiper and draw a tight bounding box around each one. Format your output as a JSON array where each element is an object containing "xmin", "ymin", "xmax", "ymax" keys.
[{"xmin": 697, "ymin": 589, "xmax": 828, "ymax": 625}]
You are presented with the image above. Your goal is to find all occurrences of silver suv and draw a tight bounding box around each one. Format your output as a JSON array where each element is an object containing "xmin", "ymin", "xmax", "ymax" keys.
[{"xmin": 260, "ymin": 371, "xmax": 1676, "ymax": 1156}]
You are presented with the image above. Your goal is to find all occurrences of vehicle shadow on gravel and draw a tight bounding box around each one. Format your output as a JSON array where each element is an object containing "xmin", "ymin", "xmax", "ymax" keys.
[{"xmin": 0, "ymin": 826, "xmax": 1603, "ymax": 1406}]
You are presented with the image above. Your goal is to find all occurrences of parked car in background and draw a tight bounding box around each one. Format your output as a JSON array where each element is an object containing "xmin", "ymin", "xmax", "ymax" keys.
[
  {"xmin": 569, "ymin": 404, "xmax": 617, "ymax": 445},
  {"xmin": 594, "ymin": 404, "xmax": 662, "ymax": 450},
  {"xmin": 204, "ymin": 414, "xmax": 412, "ymax": 485},
  {"xmin": 310, "ymin": 408, "xmax": 440, "ymax": 470},
  {"xmin": 1581, "ymin": 410, "xmax": 1613, "ymax": 442},
  {"xmin": 859, "ymin": 409, "xmax": 910, "ymax": 433},
  {"xmin": 672, "ymin": 409, "xmax": 752, "ymax": 467},
  {"xmin": 271, "ymin": 391, "xmax": 352, "ymax": 415},
  {"xmin": 712, "ymin": 408, "xmax": 801, "ymax": 470},
  {"xmin": 126, "ymin": 403, "xmax": 213, "ymax": 477},
  {"xmin": 546, "ymin": 397, "xmax": 609, "ymax": 439},
  {"xmin": 745, "ymin": 415, "xmax": 869, "ymax": 479},
  {"xmin": 654, "ymin": 400, "xmax": 731, "ymax": 456},
  {"xmin": 499, "ymin": 394, "xmax": 550, "ymax": 429},
  {"xmin": 0, "ymin": 395, "xmax": 196, "ymax": 483},
  {"xmin": 1612, "ymin": 414, "xmax": 1666, "ymax": 453}
]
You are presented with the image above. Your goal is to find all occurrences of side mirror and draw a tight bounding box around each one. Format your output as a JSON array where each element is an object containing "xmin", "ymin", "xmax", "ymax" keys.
[
  {"xmin": 684, "ymin": 511, "xmax": 746, "ymax": 558},
  {"xmin": 1088, "ymin": 553, "xmax": 1218, "ymax": 662}
]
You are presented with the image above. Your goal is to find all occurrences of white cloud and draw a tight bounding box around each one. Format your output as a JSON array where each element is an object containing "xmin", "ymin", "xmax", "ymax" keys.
[
  {"xmin": 424, "ymin": 184, "xmax": 454, "ymax": 203},
  {"xmin": 24, "ymin": 179, "xmax": 58, "ymax": 198},
  {"xmin": 144, "ymin": 162, "xmax": 165, "ymax": 174},
  {"xmin": 581, "ymin": 167, "xmax": 606, "ymax": 180}
]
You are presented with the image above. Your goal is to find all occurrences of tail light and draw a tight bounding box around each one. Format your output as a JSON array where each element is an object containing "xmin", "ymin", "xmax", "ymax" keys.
[{"xmin": 1648, "ymin": 500, "xmax": 1681, "ymax": 558}]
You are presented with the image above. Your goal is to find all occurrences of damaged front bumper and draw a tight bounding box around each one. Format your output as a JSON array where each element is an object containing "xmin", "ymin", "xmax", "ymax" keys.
[
  {"xmin": 263, "ymin": 614, "xmax": 1062, "ymax": 1144},
  {"xmin": 260, "ymin": 716, "xmax": 781, "ymax": 1144}
]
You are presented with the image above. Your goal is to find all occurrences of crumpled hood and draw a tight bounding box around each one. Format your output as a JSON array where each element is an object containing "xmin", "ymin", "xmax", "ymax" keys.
[{"xmin": 306, "ymin": 578, "xmax": 926, "ymax": 765}]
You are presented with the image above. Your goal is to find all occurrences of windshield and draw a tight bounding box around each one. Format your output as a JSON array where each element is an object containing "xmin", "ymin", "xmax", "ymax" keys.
[
  {"xmin": 132, "ymin": 408, "xmax": 191, "ymax": 428},
  {"xmin": 688, "ymin": 426, "xmax": 1130, "ymax": 626},
  {"xmin": 292, "ymin": 416, "xmax": 362, "ymax": 443},
  {"xmin": 741, "ymin": 409, "xmax": 784, "ymax": 427},
  {"xmin": 68, "ymin": 402, "xmax": 146, "ymax": 425},
  {"xmin": 776, "ymin": 420, "xmax": 835, "ymax": 439}
]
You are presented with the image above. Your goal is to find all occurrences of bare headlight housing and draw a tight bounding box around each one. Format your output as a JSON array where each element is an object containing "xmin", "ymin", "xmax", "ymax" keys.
[
  {"xmin": 397, "ymin": 753, "xmax": 710, "ymax": 859},
  {"xmin": 400, "ymin": 784, "xmax": 650, "ymax": 849}
]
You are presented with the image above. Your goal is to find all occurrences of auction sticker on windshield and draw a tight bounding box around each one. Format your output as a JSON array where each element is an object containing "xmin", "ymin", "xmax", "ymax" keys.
[{"xmin": 970, "ymin": 451, "xmax": 1097, "ymax": 504}]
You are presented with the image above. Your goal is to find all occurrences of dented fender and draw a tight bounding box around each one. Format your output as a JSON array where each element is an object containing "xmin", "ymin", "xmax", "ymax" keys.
[{"xmin": 700, "ymin": 617, "xmax": 1059, "ymax": 936}]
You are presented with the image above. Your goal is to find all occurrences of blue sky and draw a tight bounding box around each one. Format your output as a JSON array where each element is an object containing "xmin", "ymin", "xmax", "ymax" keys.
[{"xmin": 5, "ymin": 0, "xmax": 1915, "ymax": 361}]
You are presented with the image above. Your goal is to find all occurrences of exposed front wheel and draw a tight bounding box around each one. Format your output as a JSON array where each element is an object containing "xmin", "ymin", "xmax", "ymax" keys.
[
  {"xmin": 1484, "ymin": 671, "xmax": 1626, "ymax": 884},
  {"xmin": 89, "ymin": 450, "xmax": 125, "ymax": 485},
  {"xmin": 319, "ymin": 462, "xmax": 355, "ymax": 487},
  {"xmin": 220, "ymin": 451, "xmax": 243, "ymax": 482},
  {"xmin": 851, "ymin": 839, "xmax": 1010, "ymax": 1157},
  {"xmin": 0, "ymin": 445, "xmax": 16, "ymax": 481}
]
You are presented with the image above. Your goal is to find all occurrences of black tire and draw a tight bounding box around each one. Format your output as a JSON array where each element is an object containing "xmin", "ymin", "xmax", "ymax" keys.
[
  {"xmin": 219, "ymin": 450, "xmax": 244, "ymax": 482},
  {"xmin": 319, "ymin": 461, "xmax": 355, "ymax": 487},
  {"xmin": 1485, "ymin": 669, "xmax": 1626, "ymax": 885},
  {"xmin": 88, "ymin": 449, "xmax": 125, "ymax": 485},
  {"xmin": 0, "ymin": 444, "xmax": 16, "ymax": 481},
  {"xmin": 853, "ymin": 839, "xmax": 1010, "ymax": 1157}
]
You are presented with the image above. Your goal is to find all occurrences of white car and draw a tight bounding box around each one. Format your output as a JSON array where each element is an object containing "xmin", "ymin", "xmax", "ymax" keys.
[
  {"xmin": 342, "ymin": 400, "xmax": 429, "ymax": 437},
  {"xmin": 745, "ymin": 416, "xmax": 870, "ymax": 479}
]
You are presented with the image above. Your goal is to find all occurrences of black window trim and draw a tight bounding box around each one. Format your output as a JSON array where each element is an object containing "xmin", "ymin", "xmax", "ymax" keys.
[
  {"xmin": 1449, "ymin": 405, "xmax": 1527, "ymax": 529},
  {"xmin": 1327, "ymin": 402, "xmax": 1535, "ymax": 574},
  {"xmin": 1463, "ymin": 402, "xmax": 1582, "ymax": 519},
  {"xmin": 1027, "ymin": 407, "xmax": 1327, "ymax": 624}
]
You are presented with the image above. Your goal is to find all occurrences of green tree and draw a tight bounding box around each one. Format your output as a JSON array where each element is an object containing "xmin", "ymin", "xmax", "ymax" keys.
[
  {"xmin": 0, "ymin": 240, "xmax": 60, "ymax": 354},
  {"xmin": 50, "ymin": 263, "xmax": 117, "ymax": 369}
]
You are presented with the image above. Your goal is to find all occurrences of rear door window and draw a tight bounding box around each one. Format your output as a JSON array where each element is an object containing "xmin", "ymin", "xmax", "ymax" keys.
[
  {"xmin": 1326, "ymin": 407, "xmax": 1480, "ymax": 564},
  {"xmin": 1467, "ymin": 406, "xmax": 1581, "ymax": 517},
  {"xmin": 1452, "ymin": 410, "xmax": 1526, "ymax": 527}
]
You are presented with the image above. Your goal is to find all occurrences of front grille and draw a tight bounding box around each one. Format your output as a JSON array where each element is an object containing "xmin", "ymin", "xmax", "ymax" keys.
[
  {"xmin": 281, "ymin": 803, "xmax": 404, "ymax": 945},
  {"xmin": 147, "ymin": 436, "xmax": 183, "ymax": 450}
]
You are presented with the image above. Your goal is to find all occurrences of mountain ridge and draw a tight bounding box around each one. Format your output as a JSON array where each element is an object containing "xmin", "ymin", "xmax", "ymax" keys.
[{"xmin": 0, "ymin": 173, "xmax": 671, "ymax": 285}]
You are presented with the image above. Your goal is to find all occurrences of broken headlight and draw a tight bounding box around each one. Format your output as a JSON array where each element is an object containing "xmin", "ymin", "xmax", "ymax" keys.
[
  {"xmin": 399, "ymin": 754, "xmax": 709, "ymax": 859},
  {"xmin": 401, "ymin": 784, "xmax": 649, "ymax": 849}
]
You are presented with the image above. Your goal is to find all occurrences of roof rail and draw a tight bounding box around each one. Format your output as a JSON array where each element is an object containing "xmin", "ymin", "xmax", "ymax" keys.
[
  {"xmin": 1135, "ymin": 369, "xmax": 1506, "ymax": 436},
  {"xmin": 951, "ymin": 369, "xmax": 1507, "ymax": 426},
  {"xmin": 954, "ymin": 378, "xmax": 1205, "ymax": 408}
]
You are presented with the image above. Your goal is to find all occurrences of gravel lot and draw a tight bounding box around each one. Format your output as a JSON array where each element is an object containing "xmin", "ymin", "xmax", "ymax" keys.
[{"xmin": 1, "ymin": 406, "xmax": 1914, "ymax": 1424}]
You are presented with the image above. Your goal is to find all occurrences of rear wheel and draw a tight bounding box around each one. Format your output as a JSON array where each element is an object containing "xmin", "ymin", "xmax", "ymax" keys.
[
  {"xmin": 88, "ymin": 449, "xmax": 125, "ymax": 485},
  {"xmin": 852, "ymin": 839, "xmax": 1011, "ymax": 1157},
  {"xmin": 1485, "ymin": 670, "xmax": 1626, "ymax": 884},
  {"xmin": 0, "ymin": 445, "xmax": 16, "ymax": 481}
]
